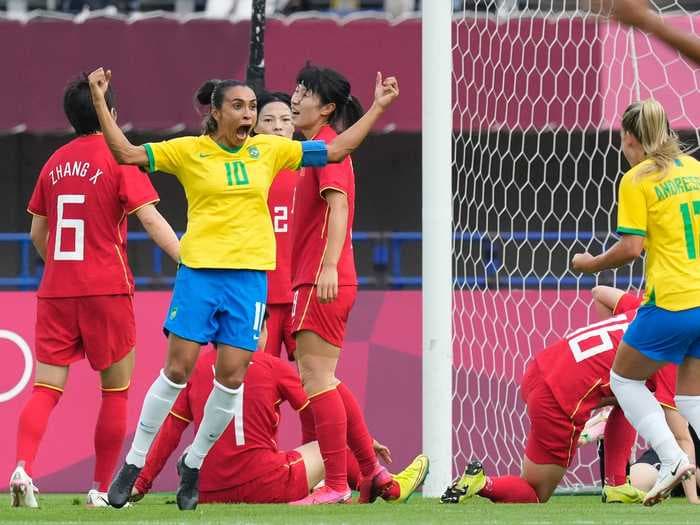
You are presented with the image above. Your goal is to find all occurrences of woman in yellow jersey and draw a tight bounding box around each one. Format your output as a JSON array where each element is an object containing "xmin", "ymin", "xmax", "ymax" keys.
[
  {"xmin": 572, "ymin": 99, "xmax": 700, "ymax": 506},
  {"xmin": 86, "ymin": 67, "xmax": 399, "ymax": 511}
]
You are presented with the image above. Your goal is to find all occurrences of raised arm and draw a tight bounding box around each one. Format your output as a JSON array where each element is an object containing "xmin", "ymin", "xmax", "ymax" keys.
[
  {"xmin": 590, "ymin": 0, "xmax": 700, "ymax": 67},
  {"xmin": 326, "ymin": 72, "xmax": 399, "ymax": 163},
  {"xmin": 87, "ymin": 68, "xmax": 149, "ymax": 167}
]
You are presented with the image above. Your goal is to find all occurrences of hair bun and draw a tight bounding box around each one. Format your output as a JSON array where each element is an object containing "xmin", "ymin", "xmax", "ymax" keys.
[{"xmin": 195, "ymin": 79, "xmax": 221, "ymax": 106}]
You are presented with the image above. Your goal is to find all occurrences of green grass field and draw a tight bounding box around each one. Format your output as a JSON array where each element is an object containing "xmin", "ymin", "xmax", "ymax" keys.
[{"xmin": 3, "ymin": 494, "xmax": 700, "ymax": 524}]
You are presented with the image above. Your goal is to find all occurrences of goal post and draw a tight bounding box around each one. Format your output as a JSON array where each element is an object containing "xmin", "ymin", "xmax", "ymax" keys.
[{"xmin": 421, "ymin": 0, "xmax": 454, "ymax": 497}]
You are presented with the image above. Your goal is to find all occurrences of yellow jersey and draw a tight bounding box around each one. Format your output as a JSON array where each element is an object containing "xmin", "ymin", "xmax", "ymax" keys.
[
  {"xmin": 617, "ymin": 154, "xmax": 700, "ymax": 310},
  {"xmin": 144, "ymin": 134, "xmax": 302, "ymax": 270}
]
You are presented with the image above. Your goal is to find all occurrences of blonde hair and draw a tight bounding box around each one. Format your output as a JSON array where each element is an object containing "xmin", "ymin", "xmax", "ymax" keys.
[{"xmin": 621, "ymin": 99, "xmax": 682, "ymax": 180}]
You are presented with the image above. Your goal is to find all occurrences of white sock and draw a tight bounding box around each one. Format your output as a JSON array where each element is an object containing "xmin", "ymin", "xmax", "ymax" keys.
[
  {"xmin": 609, "ymin": 370, "xmax": 684, "ymax": 467},
  {"xmin": 676, "ymin": 395, "xmax": 700, "ymax": 443},
  {"xmin": 184, "ymin": 380, "xmax": 240, "ymax": 469},
  {"xmin": 126, "ymin": 370, "xmax": 185, "ymax": 468}
]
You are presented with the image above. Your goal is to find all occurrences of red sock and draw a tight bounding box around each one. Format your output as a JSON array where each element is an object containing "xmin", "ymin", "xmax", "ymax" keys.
[
  {"xmin": 300, "ymin": 405, "xmax": 317, "ymax": 444},
  {"xmin": 16, "ymin": 384, "xmax": 63, "ymax": 476},
  {"xmin": 310, "ymin": 388, "xmax": 348, "ymax": 491},
  {"xmin": 480, "ymin": 476, "xmax": 540, "ymax": 503},
  {"xmin": 94, "ymin": 388, "xmax": 128, "ymax": 492},
  {"xmin": 604, "ymin": 406, "xmax": 636, "ymax": 486},
  {"xmin": 346, "ymin": 448, "xmax": 361, "ymax": 490},
  {"xmin": 336, "ymin": 383, "xmax": 377, "ymax": 477}
]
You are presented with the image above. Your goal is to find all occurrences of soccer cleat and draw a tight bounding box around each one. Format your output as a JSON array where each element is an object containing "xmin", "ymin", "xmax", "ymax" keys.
[
  {"xmin": 578, "ymin": 406, "xmax": 612, "ymax": 446},
  {"xmin": 440, "ymin": 460, "xmax": 487, "ymax": 504},
  {"xmin": 601, "ymin": 483, "xmax": 646, "ymax": 503},
  {"xmin": 358, "ymin": 464, "xmax": 394, "ymax": 503},
  {"xmin": 85, "ymin": 489, "xmax": 130, "ymax": 508},
  {"xmin": 9, "ymin": 466, "xmax": 39, "ymax": 508},
  {"xmin": 176, "ymin": 454, "xmax": 199, "ymax": 511},
  {"xmin": 386, "ymin": 454, "xmax": 430, "ymax": 504},
  {"xmin": 289, "ymin": 485, "xmax": 352, "ymax": 505},
  {"xmin": 108, "ymin": 463, "xmax": 141, "ymax": 508},
  {"xmin": 643, "ymin": 455, "xmax": 695, "ymax": 507}
]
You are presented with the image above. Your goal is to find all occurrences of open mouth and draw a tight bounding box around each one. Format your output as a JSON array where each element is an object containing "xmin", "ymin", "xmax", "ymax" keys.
[{"xmin": 236, "ymin": 125, "xmax": 252, "ymax": 140}]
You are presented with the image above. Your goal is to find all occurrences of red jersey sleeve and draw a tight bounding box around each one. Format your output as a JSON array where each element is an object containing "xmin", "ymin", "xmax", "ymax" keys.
[
  {"xmin": 613, "ymin": 292, "xmax": 643, "ymax": 315},
  {"xmin": 119, "ymin": 165, "xmax": 160, "ymax": 214},
  {"xmin": 275, "ymin": 360, "xmax": 309, "ymax": 412},
  {"xmin": 27, "ymin": 170, "xmax": 47, "ymax": 216},
  {"xmin": 318, "ymin": 157, "xmax": 353, "ymax": 198}
]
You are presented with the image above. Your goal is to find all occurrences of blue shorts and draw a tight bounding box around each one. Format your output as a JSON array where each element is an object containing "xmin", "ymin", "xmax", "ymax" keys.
[
  {"xmin": 623, "ymin": 304, "xmax": 700, "ymax": 364},
  {"xmin": 164, "ymin": 265, "xmax": 267, "ymax": 351}
]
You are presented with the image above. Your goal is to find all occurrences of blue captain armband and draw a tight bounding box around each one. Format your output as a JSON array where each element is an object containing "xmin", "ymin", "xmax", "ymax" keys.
[{"xmin": 300, "ymin": 140, "xmax": 328, "ymax": 167}]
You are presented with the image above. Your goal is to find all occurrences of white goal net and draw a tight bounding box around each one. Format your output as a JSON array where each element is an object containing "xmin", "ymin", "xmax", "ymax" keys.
[{"xmin": 450, "ymin": 0, "xmax": 700, "ymax": 489}]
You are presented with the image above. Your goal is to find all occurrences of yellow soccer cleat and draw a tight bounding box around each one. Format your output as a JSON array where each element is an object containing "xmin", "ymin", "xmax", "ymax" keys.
[
  {"xmin": 386, "ymin": 454, "xmax": 430, "ymax": 504},
  {"xmin": 602, "ymin": 483, "xmax": 646, "ymax": 504},
  {"xmin": 440, "ymin": 460, "xmax": 487, "ymax": 503}
]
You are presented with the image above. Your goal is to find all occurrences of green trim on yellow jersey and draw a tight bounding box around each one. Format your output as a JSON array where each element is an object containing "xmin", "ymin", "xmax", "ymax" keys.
[
  {"xmin": 214, "ymin": 141, "xmax": 242, "ymax": 154},
  {"xmin": 143, "ymin": 143, "xmax": 156, "ymax": 173},
  {"xmin": 617, "ymin": 226, "xmax": 647, "ymax": 237}
]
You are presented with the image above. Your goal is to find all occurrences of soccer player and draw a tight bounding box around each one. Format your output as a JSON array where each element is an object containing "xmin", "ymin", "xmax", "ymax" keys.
[
  {"xmin": 10, "ymin": 74, "xmax": 179, "ymax": 508},
  {"xmin": 572, "ymin": 100, "xmax": 700, "ymax": 505},
  {"xmin": 130, "ymin": 318, "xmax": 429, "ymax": 504},
  {"xmin": 87, "ymin": 67, "xmax": 399, "ymax": 510},
  {"xmin": 588, "ymin": 0, "xmax": 700, "ymax": 68},
  {"xmin": 254, "ymin": 91, "xmax": 297, "ymax": 360},
  {"xmin": 440, "ymin": 291, "xmax": 676, "ymax": 505},
  {"xmin": 287, "ymin": 64, "xmax": 391, "ymax": 505},
  {"xmin": 587, "ymin": 286, "xmax": 697, "ymax": 504}
]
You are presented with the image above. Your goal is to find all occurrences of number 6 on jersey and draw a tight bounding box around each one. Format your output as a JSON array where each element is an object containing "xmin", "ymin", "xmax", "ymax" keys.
[{"xmin": 54, "ymin": 194, "xmax": 85, "ymax": 261}]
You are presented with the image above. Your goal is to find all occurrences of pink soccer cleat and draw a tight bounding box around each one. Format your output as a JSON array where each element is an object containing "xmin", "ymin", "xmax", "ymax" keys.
[
  {"xmin": 358, "ymin": 465, "xmax": 394, "ymax": 503},
  {"xmin": 289, "ymin": 485, "xmax": 351, "ymax": 505}
]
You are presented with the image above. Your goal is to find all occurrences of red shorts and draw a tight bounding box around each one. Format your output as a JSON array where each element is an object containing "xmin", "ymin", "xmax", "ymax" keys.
[
  {"xmin": 35, "ymin": 295, "xmax": 135, "ymax": 371},
  {"xmin": 291, "ymin": 285, "xmax": 357, "ymax": 348},
  {"xmin": 521, "ymin": 361, "xmax": 582, "ymax": 468},
  {"xmin": 264, "ymin": 303, "xmax": 296, "ymax": 360},
  {"xmin": 199, "ymin": 451, "xmax": 308, "ymax": 503},
  {"xmin": 649, "ymin": 364, "xmax": 677, "ymax": 408}
]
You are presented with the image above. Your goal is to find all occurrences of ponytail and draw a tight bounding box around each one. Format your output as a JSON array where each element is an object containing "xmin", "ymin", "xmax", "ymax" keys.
[
  {"xmin": 621, "ymin": 99, "xmax": 683, "ymax": 179},
  {"xmin": 193, "ymin": 78, "xmax": 250, "ymax": 135}
]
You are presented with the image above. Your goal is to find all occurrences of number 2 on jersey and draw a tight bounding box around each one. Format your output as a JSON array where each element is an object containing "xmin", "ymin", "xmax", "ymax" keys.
[
  {"xmin": 54, "ymin": 194, "xmax": 85, "ymax": 261},
  {"xmin": 273, "ymin": 206, "xmax": 288, "ymax": 233}
]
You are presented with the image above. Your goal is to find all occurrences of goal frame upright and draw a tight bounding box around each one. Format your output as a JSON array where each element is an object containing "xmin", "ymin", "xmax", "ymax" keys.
[{"xmin": 421, "ymin": 0, "xmax": 454, "ymax": 497}]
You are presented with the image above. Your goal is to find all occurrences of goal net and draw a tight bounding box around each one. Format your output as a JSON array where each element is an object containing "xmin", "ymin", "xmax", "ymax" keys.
[{"xmin": 450, "ymin": 0, "xmax": 700, "ymax": 490}]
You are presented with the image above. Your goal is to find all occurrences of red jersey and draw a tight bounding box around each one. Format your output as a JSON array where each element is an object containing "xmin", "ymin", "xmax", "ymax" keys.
[
  {"xmin": 27, "ymin": 135, "xmax": 158, "ymax": 298},
  {"xmin": 267, "ymin": 168, "xmax": 296, "ymax": 304},
  {"xmin": 290, "ymin": 125, "xmax": 357, "ymax": 288},
  {"xmin": 535, "ymin": 292, "xmax": 671, "ymax": 423},
  {"xmin": 140, "ymin": 350, "xmax": 309, "ymax": 492}
]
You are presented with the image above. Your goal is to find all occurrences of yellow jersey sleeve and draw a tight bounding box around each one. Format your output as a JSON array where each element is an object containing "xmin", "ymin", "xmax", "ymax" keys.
[
  {"xmin": 264, "ymin": 135, "xmax": 303, "ymax": 174},
  {"xmin": 143, "ymin": 136, "xmax": 197, "ymax": 176},
  {"xmin": 617, "ymin": 171, "xmax": 647, "ymax": 237}
]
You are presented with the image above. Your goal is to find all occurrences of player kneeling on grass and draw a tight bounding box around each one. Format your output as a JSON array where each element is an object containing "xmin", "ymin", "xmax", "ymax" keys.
[
  {"xmin": 441, "ymin": 290, "xmax": 678, "ymax": 505},
  {"xmin": 130, "ymin": 317, "xmax": 428, "ymax": 504}
]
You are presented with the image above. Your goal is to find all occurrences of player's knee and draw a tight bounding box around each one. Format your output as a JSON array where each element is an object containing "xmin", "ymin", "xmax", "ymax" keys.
[
  {"xmin": 214, "ymin": 368, "xmax": 245, "ymax": 390},
  {"xmin": 163, "ymin": 364, "xmax": 190, "ymax": 385}
]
